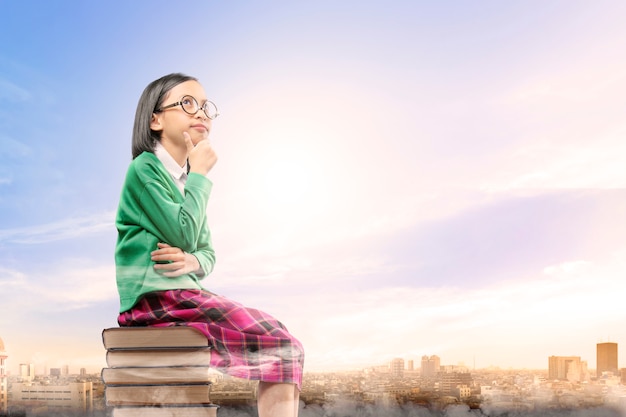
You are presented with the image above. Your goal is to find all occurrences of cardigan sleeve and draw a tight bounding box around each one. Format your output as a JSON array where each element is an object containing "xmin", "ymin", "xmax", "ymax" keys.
[{"xmin": 192, "ymin": 217, "xmax": 216, "ymax": 278}]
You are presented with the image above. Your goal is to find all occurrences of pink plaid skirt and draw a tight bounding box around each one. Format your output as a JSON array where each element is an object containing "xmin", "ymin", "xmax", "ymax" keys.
[{"xmin": 117, "ymin": 289, "xmax": 304, "ymax": 389}]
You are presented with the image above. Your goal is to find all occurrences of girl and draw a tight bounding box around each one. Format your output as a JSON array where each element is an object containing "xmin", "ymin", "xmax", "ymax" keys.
[{"xmin": 114, "ymin": 73, "xmax": 304, "ymax": 417}]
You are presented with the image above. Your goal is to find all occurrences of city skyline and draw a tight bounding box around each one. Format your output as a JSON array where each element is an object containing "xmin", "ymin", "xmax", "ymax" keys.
[
  {"xmin": 0, "ymin": 334, "xmax": 623, "ymax": 376},
  {"xmin": 2, "ymin": 1, "xmax": 626, "ymax": 375}
]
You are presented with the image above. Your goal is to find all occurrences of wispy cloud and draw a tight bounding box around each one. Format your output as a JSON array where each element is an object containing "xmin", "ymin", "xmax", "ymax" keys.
[
  {"xmin": 0, "ymin": 261, "xmax": 117, "ymax": 314},
  {"xmin": 0, "ymin": 134, "xmax": 32, "ymax": 159},
  {"xmin": 0, "ymin": 77, "xmax": 31, "ymax": 102},
  {"xmin": 0, "ymin": 210, "xmax": 115, "ymax": 244},
  {"xmin": 479, "ymin": 124, "xmax": 626, "ymax": 192},
  {"xmin": 266, "ymin": 249, "xmax": 626, "ymax": 371},
  {"xmin": 0, "ymin": 266, "xmax": 28, "ymax": 288}
]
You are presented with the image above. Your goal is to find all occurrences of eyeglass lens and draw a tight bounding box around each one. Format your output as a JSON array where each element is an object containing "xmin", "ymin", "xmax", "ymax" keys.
[{"xmin": 181, "ymin": 96, "xmax": 218, "ymax": 119}]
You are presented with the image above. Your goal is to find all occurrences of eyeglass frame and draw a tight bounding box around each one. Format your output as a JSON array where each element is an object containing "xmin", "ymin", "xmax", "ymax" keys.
[{"xmin": 156, "ymin": 95, "xmax": 220, "ymax": 120}]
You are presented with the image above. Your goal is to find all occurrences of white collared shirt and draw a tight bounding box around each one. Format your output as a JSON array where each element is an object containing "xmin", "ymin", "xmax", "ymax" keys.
[{"xmin": 154, "ymin": 141, "xmax": 189, "ymax": 195}]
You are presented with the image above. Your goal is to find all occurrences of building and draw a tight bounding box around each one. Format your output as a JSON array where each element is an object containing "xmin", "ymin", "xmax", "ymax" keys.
[
  {"xmin": 390, "ymin": 358, "xmax": 404, "ymax": 378},
  {"xmin": 407, "ymin": 360, "xmax": 414, "ymax": 372},
  {"xmin": 421, "ymin": 355, "xmax": 440, "ymax": 378},
  {"xmin": 452, "ymin": 384, "xmax": 472, "ymax": 400},
  {"xmin": 548, "ymin": 356, "xmax": 588, "ymax": 382},
  {"xmin": 597, "ymin": 342, "xmax": 618, "ymax": 377},
  {"xmin": 438, "ymin": 372, "xmax": 473, "ymax": 396},
  {"xmin": 19, "ymin": 363, "xmax": 35, "ymax": 382},
  {"xmin": 10, "ymin": 381, "xmax": 93, "ymax": 414},
  {"xmin": 0, "ymin": 336, "xmax": 7, "ymax": 413}
]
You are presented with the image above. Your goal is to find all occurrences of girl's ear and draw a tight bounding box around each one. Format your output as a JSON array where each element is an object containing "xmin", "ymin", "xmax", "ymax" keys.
[{"xmin": 150, "ymin": 113, "xmax": 164, "ymax": 131}]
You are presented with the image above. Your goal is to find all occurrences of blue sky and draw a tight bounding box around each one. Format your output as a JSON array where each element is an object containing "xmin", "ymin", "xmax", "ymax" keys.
[{"xmin": 1, "ymin": 1, "xmax": 626, "ymax": 375}]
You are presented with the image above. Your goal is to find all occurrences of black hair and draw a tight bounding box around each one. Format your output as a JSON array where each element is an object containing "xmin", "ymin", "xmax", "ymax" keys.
[{"xmin": 131, "ymin": 73, "xmax": 198, "ymax": 159}]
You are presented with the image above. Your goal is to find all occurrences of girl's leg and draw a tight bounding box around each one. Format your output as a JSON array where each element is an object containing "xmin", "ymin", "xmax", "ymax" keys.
[{"xmin": 257, "ymin": 381, "xmax": 299, "ymax": 417}]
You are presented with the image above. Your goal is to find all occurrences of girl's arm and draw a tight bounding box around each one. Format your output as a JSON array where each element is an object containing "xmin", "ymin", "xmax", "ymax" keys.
[
  {"xmin": 149, "ymin": 217, "xmax": 216, "ymax": 279},
  {"xmin": 151, "ymin": 243, "xmax": 200, "ymax": 277}
]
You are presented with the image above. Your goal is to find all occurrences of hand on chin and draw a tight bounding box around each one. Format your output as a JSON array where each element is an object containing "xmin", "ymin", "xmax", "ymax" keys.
[{"xmin": 189, "ymin": 130, "xmax": 209, "ymax": 146}]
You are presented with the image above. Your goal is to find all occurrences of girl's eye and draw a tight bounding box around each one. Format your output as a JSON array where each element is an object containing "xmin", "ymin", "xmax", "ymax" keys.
[{"xmin": 181, "ymin": 97, "xmax": 193, "ymax": 106}]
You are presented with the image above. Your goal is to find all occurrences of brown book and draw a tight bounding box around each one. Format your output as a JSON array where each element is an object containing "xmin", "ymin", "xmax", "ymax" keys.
[
  {"xmin": 102, "ymin": 327, "xmax": 209, "ymax": 349},
  {"xmin": 105, "ymin": 384, "xmax": 212, "ymax": 406},
  {"xmin": 112, "ymin": 405, "xmax": 219, "ymax": 417},
  {"xmin": 106, "ymin": 348, "xmax": 212, "ymax": 368},
  {"xmin": 102, "ymin": 366, "xmax": 212, "ymax": 385}
]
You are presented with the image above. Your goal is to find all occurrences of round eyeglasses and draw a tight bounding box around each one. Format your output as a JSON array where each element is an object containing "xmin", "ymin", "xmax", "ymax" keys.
[{"xmin": 157, "ymin": 95, "xmax": 220, "ymax": 120}]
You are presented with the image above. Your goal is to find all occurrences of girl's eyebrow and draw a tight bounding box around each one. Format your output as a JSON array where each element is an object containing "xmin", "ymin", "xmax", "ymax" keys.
[{"xmin": 181, "ymin": 95, "xmax": 208, "ymax": 104}]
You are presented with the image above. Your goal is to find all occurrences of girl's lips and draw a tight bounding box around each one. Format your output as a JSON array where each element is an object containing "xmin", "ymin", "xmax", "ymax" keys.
[{"xmin": 191, "ymin": 124, "xmax": 208, "ymax": 131}]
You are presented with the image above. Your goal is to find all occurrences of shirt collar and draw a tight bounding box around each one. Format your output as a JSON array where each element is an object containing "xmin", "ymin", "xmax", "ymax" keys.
[{"xmin": 154, "ymin": 141, "xmax": 189, "ymax": 182}]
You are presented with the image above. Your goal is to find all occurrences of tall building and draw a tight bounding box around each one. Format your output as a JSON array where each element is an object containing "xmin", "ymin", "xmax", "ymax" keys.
[
  {"xmin": 548, "ymin": 356, "xmax": 588, "ymax": 382},
  {"xmin": 421, "ymin": 355, "xmax": 440, "ymax": 378},
  {"xmin": 19, "ymin": 363, "xmax": 35, "ymax": 381},
  {"xmin": 390, "ymin": 358, "xmax": 404, "ymax": 378},
  {"xmin": 0, "ymin": 336, "xmax": 7, "ymax": 413},
  {"xmin": 597, "ymin": 342, "xmax": 618, "ymax": 377},
  {"xmin": 407, "ymin": 359, "xmax": 414, "ymax": 372}
]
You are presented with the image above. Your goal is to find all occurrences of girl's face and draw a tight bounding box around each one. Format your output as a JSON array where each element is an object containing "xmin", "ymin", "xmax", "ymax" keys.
[{"xmin": 151, "ymin": 80, "xmax": 212, "ymax": 148}]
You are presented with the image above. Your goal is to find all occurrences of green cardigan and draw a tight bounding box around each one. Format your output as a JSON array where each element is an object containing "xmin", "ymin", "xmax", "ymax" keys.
[{"xmin": 115, "ymin": 151, "xmax": 216, "ymax": 312}]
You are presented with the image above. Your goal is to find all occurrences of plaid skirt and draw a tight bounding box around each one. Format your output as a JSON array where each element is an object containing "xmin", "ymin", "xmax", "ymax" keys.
[{"xmin": 117, "ymin": 289, "xmax": 304, "ymax": 389}]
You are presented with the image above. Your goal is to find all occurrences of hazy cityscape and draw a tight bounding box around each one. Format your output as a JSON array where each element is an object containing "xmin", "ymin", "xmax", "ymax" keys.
[
  {"xmin": 2, "ymin": 336, "xmax": 626, "ymax": 417},
  {"xmin": 3, "ymin": 1, "xmax": 626, "ymax": 415}
]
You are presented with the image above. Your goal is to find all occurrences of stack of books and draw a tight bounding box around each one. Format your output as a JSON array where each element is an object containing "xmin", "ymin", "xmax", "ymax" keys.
[{"xmin": 101, "ymin": 326, "xmax": 219, "ymax": 417}]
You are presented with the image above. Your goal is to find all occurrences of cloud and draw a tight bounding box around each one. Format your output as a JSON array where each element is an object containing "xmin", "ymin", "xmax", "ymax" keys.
[
  {"xmin": 0, "ymin": 261, "xmax": 117, "ymax": 314},
  {"xmin": 0, "ymin": 266, "xmax": 28, "ymax": 289},
  {"xmin": 0, "ymin": 77, "xmax": 31, "ymax": 102},
  {"xmin": 479, "ymin": 130, "xmax": 626, "ymax": 192},
  {"xmin": 543, "ymin": 260, "xmax": 592, "ymax": 276},
  {"xmin": 0, "ymin": 134, "xmax": 32, "ymax": 159},
  {"xmin": 261, "ymin": 248, "xmax": 626, "ymax": 372},
  {"xmin": 0, "ymin": 210, "xmax": 115, "ymax": 244}
]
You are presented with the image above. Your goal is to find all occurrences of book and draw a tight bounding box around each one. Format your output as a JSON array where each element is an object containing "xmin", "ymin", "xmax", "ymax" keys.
[
  {"xmin": 112, "ymin": 405, "xmax": 219, "ymax": 417},
  {"xmin": 106, "ymin": 347, "xmax": 212, "ymax": 368},
  {"xmin": 105, "ymin": 383, "xmax": 213, "ymax": 406},
  {"xmin": 102, "ymin": 366, "xmax": 212, "ymax": 385},
  {"xmin": 102, "ymin": 326, "xmax": 209, "ymax": 349}
]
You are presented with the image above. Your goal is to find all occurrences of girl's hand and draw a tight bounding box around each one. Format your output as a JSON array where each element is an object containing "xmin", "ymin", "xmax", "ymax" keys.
[
  {"xmin": 185, "ymin": 132, "xmax": 217, "ymax": 176},
  {"xmin": 151, "ymin": 242, "xmax": 201, "ymax": 278}
]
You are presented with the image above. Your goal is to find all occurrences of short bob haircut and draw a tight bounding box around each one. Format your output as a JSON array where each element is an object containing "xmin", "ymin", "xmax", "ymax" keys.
[{"xmin": 131, "ymin": 73, "xmax": 198, "ymax": 159}]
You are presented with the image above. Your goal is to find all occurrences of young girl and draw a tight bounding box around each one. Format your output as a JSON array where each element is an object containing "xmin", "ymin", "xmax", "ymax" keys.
[{"xmin": 114, "ymin": 73, "xmax": 304, "ymax": 417}]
